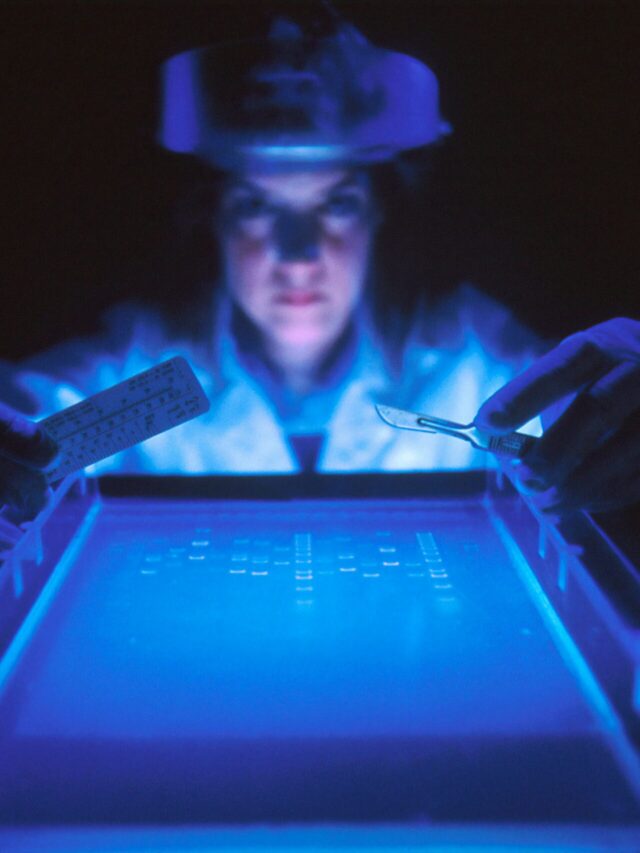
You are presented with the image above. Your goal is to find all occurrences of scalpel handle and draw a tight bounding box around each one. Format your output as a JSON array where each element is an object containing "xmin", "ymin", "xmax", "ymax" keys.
[{"xmin": 486, "ymin": 431, "xmax": 538, "ymax": 459}]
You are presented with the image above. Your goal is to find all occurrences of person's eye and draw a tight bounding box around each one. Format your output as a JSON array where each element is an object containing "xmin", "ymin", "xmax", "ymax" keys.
[
  {"xmin": 222, "ymin": 193, "xmax": 273, "ymax": 226},
  {"xmin": 322, "ymin": 192, "xmax": 367, "ymax": 219},
  {"xmin": 228, "ymin": 195, "xmax": 274, "ymax": 221}
]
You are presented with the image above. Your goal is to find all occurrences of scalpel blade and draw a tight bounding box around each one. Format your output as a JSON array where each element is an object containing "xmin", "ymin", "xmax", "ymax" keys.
[
  {"xmin": 375, "ymin": 404, "xmax": 439, "ymax": 433},
  {"xmin": 375, "ymin": 403, "xmax": 538, "ymax": 458}
]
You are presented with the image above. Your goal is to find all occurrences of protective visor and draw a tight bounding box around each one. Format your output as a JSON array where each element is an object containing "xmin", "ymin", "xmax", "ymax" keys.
[{"xmin": 158, "ymin": 26, "xmax": 450, "ymax": 170}]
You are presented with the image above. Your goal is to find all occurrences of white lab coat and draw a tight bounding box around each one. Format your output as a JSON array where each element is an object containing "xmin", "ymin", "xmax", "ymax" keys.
[{"xmin": 6, "ymin": 285, "xmax": 539, "ymax": 474}]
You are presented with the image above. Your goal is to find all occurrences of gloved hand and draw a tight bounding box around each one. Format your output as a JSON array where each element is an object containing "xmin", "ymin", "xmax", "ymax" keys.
[
  {"xmin": 475, "ymin": 318, "xmax": 640, "ymax": 513},
  {"xmin": 0, "ymin": 402, "xmax": 59, "ymax": 519}
]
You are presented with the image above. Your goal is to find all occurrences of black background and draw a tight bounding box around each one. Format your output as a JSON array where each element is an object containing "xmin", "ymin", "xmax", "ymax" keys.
[{"xmin": 2, "ymin": 0, "xmax": 638, "ymax": 358}]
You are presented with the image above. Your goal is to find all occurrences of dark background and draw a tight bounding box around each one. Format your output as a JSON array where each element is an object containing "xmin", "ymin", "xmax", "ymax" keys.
[{"xmin": 2, "ymin": 0, "xmax": 638, "ymax": 358}]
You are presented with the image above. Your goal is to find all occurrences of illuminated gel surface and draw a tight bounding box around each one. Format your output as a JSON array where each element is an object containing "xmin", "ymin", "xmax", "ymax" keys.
[{"xmin": 0, "ymin": 497, "xmax": 639, "ymax": 824}]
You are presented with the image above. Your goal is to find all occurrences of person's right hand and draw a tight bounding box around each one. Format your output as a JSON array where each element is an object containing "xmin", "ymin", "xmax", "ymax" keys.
[{"xmin": 0, "ymin": 403, "xmax": 59, "ymax": 519}]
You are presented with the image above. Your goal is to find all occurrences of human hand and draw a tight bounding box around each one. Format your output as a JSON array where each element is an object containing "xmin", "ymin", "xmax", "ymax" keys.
[
  {"xmin": 0, "ymin": 402, "xmax": 59, "ymax": 520},
  {"xmin": 475, "ymin": 318, "xmax": 640, "ymax": 513}
]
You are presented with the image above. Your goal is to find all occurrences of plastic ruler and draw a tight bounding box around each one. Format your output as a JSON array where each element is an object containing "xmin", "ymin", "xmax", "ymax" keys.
[{"xmin": 42, "ymin": 356, "xmax": 210, "ymax": 483}]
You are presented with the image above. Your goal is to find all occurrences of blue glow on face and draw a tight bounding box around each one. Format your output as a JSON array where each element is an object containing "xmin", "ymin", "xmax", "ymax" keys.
[{"xmin": 216, "ymin": 169, "xmax": 375, "ymax": 409}]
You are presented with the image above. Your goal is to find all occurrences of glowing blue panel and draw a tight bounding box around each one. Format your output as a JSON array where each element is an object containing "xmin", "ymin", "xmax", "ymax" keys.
[
  {"xmin": 0, "ymin": 496, "xmax": 638, "ymax": 826},
  {"xmin": 11, "ymin": 500, "xmax": 595, "ymax": 739}
]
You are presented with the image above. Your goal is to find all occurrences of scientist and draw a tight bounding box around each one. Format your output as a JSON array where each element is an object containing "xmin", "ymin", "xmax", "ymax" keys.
[{"xmin": 0, "ymin": 17, "xmax": 639, "ymax": 521}]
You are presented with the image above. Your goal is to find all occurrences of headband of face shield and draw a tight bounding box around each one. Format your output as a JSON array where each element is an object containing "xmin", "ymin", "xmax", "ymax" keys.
[{"xmin": 158, "ymin": 19, "xmax": 450, "ymax": 171}]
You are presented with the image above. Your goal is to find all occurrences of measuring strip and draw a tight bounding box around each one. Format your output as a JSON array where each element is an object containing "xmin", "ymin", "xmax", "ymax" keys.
[{"xmin": 41, "ymin": 356, "xmax": 210, "ymax": 483}]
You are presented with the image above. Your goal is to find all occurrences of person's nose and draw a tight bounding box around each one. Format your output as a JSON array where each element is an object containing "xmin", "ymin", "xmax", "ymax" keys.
[{"xmin": 273, "ymin": 210, "xmax": 321, "ymax": 264}]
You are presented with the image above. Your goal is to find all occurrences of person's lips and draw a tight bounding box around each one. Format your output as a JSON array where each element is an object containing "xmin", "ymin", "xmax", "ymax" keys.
[{"xmin": 274, "ymin": 291, "xmax": 326, "ymax": 307}]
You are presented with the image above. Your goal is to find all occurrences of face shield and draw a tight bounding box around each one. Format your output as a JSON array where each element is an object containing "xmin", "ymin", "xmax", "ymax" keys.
[{"xmin": 157, "ymin": 19, "xmax": 450, "ymax": 172}]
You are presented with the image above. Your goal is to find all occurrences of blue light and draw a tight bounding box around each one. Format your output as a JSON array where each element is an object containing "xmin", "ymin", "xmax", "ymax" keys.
[
  {"xmin": 239, "ymin": 144, "xmax": 354, "ymax": 162},
  {"xmin": 159, "ymin": 52, "xmax": 199, "ymax": 153}
]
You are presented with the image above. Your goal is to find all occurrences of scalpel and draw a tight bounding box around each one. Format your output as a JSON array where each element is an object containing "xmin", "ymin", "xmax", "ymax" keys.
[{"xmin": 375, "ymin": 404, "xmax": 537, "ymax": 459}]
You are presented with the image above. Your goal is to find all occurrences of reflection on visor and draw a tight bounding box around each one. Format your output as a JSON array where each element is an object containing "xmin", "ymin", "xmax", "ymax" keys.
[{"xmin": 239, "ymin": 145, "xmax": 354, "ymax": 162}]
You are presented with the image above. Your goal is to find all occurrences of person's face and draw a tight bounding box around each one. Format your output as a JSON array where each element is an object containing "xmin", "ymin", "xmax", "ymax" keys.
[{"xmin": 218, "ymin": 168, "xmax": 377, "ymax": 359}]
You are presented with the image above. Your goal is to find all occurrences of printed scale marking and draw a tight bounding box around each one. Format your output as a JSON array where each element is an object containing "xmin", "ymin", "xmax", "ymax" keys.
[{"xmin": 42, "ymin": 357, "xmax": 210, "ymax": 483}]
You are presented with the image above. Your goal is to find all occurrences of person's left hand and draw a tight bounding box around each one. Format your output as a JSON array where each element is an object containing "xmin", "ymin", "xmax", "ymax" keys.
[{"xmin": 474, "ymin": 317, "xmax": 640, "ymax": 513}]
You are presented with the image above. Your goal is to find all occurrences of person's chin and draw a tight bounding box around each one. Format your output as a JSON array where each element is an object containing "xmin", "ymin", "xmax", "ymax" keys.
[{"xmin": 271, "ymin": 319, "xmax": 335, "ymax": 350}]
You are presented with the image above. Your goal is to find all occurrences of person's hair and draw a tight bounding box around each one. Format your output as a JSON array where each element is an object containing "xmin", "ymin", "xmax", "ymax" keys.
[{"xmin": 366, "ymin": 147, "xmax": 439, "ymax": 356}]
